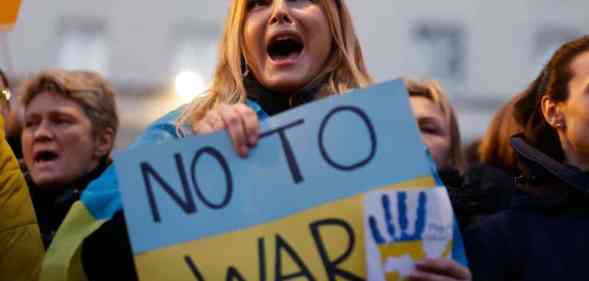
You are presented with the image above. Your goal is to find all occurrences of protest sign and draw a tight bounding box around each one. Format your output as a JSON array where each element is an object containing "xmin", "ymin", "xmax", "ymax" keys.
[
  {"xmin": 115, "ymin": 79, "xmax": 463, "ymax": 280},
  {"xmin": 0, "ymin": 0, "xmax": 22, "ymax": 31}
]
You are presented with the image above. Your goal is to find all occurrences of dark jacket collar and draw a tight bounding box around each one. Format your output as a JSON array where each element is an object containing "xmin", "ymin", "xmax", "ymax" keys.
[
  {"xmin": 244, "ymin": 76, "xmax": 326, "ymax": 116},
  {"xmin": 510, "ymin": 134, "xmax": 589, "ymax": 211},
  {"xmin": 29, "ymin": 157, "xmax": 112, "ymax": 248}
]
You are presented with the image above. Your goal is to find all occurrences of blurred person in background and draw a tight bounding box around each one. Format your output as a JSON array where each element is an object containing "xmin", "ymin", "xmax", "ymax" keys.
[
  {"xmin": 0, "ymin": 68, "xmax": 44, "ymax": 281},
  {"xmin": 463, "ymin": 138, "xmax": 481, "ymax": 167},
  {"xmin": 406, "ymin": 79, "xmax": 519, "ymax": 229},
  {"xmin": 406, "ymin": 79, "xmax": 465, "ymax": 174},
  {"xmin": 406, "ymin": 79, "xmax": 480, "ymax": 228},
  {"xmin": 20, "ymin": 70, "xmax": 118, "ymax": 248},
  {"xmin": 465, "ymin": 35, "xmax": 589, "ymax": 281},
  {"xmin": 42, "ymin": 1, "xmax": 470, "ymax": 281},
  {"xmin": 455, "ymin": 95, "xmax": 523, "ymax": 227},
  {"xmin": 477, "ymin": 94, "xmax": 522, "ymax": 175}
]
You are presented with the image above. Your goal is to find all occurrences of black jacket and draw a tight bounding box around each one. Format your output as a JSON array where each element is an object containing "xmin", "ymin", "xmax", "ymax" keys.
[
  {"xmin": 464, "ymin": 135, "xmax": 589, "ymax": 281},
  {"xmin": 29, "ymin": 158, "xmax": 110, "ymax": 248},
  {"xmin": 444, "ymin": 163, "xmax": 515, "ymax": 229}
]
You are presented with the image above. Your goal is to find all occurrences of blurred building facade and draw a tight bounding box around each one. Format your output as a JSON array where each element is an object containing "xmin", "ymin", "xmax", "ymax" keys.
[{"xmin": 1, "ymin": 0, "xmax": 588, "ymax": 146}]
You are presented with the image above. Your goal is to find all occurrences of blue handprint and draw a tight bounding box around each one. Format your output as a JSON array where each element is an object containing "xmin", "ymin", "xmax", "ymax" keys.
[{"xmin": 369, "ymin": 191, "xmax": 427, "ymax": 244}]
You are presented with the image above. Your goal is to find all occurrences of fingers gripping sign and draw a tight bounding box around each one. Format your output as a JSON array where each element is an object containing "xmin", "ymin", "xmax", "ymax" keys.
[
  {"xmin": 194, "ymin": 103, "xmax": 260, "ymax": 158},
  {"xmin": 364, "ymin": 188, "xmax": 455, "ymax": 281}
]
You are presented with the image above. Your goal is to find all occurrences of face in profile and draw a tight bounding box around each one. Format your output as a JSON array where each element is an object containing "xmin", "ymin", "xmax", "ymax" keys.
[
  {"xmin": 558, "ymin": 50, "xmax": 589, "ymax": 161},
  {"xmin": 243, "ymin": 0, "xmax": 332, "ymax": 94},
  {"xmin": 410, "ymin": 96, "xmax": 451, "ymax": 170},
  {"xmin": 22, "ymin": 91, "xmax": 100, "ymax": 189}
]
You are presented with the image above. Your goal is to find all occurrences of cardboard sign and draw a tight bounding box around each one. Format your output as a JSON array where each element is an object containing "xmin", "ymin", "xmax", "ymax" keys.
[
  {"xmin": 115, "ymin": 80, "xmax": 461, "ymax": 280},
  {"xmin": 0, "ymin": 0, "xmax": 22, "ymax": 31}
]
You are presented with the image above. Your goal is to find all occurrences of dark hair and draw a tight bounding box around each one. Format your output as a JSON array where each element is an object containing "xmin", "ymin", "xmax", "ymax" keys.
[
  {"xmin": 514, "ymin": 35, "xmax": 589, "ymax": 161},
  {"xmin": 0, "ymin": 69, "xmax": 9, "ymax": 89},
  {"xmin": 479, "ymin": 94, "xmax": 523, "ymax": 174}
]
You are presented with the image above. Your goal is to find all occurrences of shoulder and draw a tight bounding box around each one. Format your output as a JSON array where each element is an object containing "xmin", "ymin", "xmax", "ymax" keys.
[{"xmin": 130, "ymin": 105, "xmax": 192, "ymax": 148}]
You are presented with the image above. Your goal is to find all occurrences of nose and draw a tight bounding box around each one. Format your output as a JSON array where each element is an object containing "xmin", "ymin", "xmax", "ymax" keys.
[
  {"xmin": 269, "ymin": 0, "xmax": 293, "ymax": 25},
  {"xmin": 33, "ymin": 120, "xmax": 54, "ymax": 142}
]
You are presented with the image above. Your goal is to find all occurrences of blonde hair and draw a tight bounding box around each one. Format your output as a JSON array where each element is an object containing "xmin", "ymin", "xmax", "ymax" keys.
[
  {"xmin": 20, "ymin": 69, "xmax": 119, "ymax": 144},
  {"xmin": 405, "ymin": 79, "xmax": 464, "ymax": 172},
  {"xmin": 178, "ymin": 0, "xmax": 373, "ymax": 128}
]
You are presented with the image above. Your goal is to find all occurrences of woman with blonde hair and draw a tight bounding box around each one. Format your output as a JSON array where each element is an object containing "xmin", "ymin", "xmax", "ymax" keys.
[
  {"xmin": 19, "ymin": 70, "xmax": 118, "ymax": 247},
  {"xmin": 406, "ymin": 79, "xmax": 464, "ymax": 173},
  {"xmin": 46, "ymin": 1, "xmax": 469, "ymax": 280}
]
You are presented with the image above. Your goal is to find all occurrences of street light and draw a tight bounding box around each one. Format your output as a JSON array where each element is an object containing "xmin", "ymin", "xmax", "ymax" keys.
[{"xmin": 175, "ymin": 70, "xmax": 207, "ymax": 103}]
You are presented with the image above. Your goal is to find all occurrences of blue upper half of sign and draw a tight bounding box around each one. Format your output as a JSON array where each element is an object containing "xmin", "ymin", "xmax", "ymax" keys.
[{"xmin": 114, "ymin": 79, "xmax": 433, "ymax": 255}]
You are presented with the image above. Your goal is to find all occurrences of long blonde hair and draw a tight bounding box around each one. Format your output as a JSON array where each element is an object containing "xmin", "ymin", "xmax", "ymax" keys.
[{"xmin": 178, "ymin": 0, "xmax": 373, "ymax": 129}]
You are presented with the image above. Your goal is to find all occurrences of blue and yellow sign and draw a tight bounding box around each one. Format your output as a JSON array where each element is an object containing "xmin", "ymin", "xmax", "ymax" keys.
[{"xmin": 114, "ymin": 80, "xmax": 465, "ymax": 280}]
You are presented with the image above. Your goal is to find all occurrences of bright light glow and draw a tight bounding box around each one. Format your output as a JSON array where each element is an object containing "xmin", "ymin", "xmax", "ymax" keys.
[{"xmin": 175, "ymin": 71, "xmax": 207, "ymax": 103}]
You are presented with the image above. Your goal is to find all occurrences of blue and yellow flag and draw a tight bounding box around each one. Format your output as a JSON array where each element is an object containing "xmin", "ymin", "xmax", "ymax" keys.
[{"xmin": 39, "ymin": 166, "xmax": 121, "ymax": 281}]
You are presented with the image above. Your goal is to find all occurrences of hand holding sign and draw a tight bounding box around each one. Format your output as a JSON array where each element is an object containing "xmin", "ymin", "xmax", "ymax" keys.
[
  {"xmin": 115, "ymin": 80, "xmax": 468, "ymax": 280},
  {"xmin": 193, "ymin": 103, "xmax": 260, "ymax": 157}
]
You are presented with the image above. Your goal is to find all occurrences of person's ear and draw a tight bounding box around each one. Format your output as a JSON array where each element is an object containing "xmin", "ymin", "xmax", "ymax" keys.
[
  {"xmin": 541, "ymin": 95, "xmax": 565, "ymax": 130},
  {"xmin": 94, "ymin": 127, "xmax": 114, "ymax": 158}
]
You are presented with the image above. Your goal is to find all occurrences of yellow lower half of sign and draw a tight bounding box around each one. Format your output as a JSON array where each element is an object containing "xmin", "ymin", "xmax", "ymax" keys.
[{"xmin": 134, "ymin": 176, "xmax": 435, "ymax": 281}]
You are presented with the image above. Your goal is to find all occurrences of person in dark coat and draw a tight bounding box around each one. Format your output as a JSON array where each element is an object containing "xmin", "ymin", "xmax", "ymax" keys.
[
  {"xmin": 19, "ymin": 70, "xmax": 118, "ymax": 248},
  {"xmin": 452, "ymin": 95, "xmax": 524, "ymax": 228},
  {"xmin": 464, "ymin": 35, "xmax": 589, "ymax": 281}
]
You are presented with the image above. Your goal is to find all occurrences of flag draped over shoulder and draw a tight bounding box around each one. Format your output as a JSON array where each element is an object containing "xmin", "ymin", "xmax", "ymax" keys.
[
  {"xmin": 38, "ymin": 107, "xmax": 185, "ymax": 281},
  {"xmin": 40, "ymin": 166, "xmax": 122, "ymax": 281}
]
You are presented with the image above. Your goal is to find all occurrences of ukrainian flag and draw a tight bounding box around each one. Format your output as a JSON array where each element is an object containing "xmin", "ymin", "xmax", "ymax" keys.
[
  {"xmin": 38, "ymin": 107, "xmax": 186, "ymax": 281},
  {"xmin": 39, "ymin": 166, "xmax": 121, "ymax": 281}
]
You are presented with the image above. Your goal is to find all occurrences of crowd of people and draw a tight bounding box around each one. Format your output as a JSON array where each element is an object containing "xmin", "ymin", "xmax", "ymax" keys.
[{"xmin": 0, "ymin": 0, "xmax": 587, "ymax": 281}]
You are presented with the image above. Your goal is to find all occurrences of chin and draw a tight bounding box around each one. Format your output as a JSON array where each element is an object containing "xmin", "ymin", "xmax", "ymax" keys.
[
  {"xmin": 32, "ymin": 175, "xmax": 68, "ymax": 189},
  {"xmin": 263, "ymin": 78, "xmax": 308, "ymax": 95}
]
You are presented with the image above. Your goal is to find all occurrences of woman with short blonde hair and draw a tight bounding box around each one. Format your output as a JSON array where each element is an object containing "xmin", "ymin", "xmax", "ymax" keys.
[
  {"xmin": 19, "ymin": 69, "xmax": 118, "ymax": 248},
  {"xmin": 20, "ymin": 69, "xmax": 119, "ymax": 140}
]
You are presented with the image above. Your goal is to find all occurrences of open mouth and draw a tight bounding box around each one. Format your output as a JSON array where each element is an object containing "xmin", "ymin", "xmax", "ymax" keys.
[
  {"xmin": 267, "ymin": 34, "xmax": 304, "ymax": 62},
  {"xmin": 34, "ymin": 150, "xmax": 59, "ymax": 164}
]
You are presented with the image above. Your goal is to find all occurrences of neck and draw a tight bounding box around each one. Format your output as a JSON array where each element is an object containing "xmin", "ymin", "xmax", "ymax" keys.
[
  {"xmin": 561, "ymin": 137, "xmax": 589, "ymax": 171},
  {"xmin": 244, "ymin": 76, "xmax": 327, "ymax": 116}
]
